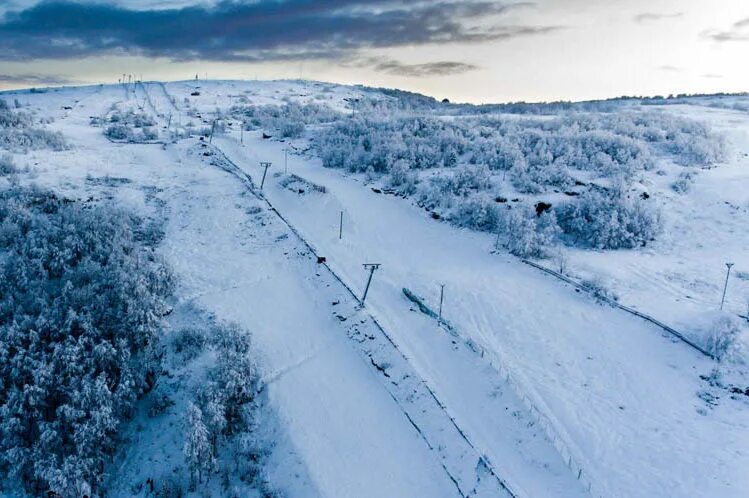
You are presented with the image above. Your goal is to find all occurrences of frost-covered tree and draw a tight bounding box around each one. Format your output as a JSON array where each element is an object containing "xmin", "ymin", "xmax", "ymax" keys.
[
  {"xmin": 0, "ymin": 101, "xmax": 67, "ymax": 152},
  {"xmin": 184, "ymin": 403, "xmax": 213, "ymax": 486},
  {"xmin": 504, "ymin": 205, "xmax": 561, "ymax": 258},
  {"xmin": 557, "ymin": 187, "xmax": 661, "ymax": 249},
  {"xmin": 0, "ymin": 187, "xmax": 173, "ymax": 497}
]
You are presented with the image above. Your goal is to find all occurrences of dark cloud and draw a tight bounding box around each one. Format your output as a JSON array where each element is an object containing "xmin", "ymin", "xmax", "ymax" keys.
[
  {"xmin": 634, "ymin": 12, "xmax": 683, "ymax": 23},
  {"xmin": 703, "ymin": 17, "xmax": 749, "ymax": 42},
  {"xmin": 0, "ymin": 0, "xmax": 558, "ymax": 62},
  {"xmin": 344, "ymin": 57, "xmax": 480, "ymax": 77},
  {"xmin": 0, "ymin": 73, "xmax": 75, "ymax": 85}
]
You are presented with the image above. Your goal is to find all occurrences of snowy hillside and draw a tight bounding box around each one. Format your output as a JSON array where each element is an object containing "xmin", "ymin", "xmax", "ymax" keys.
[{"xmin": 1, "ymin": 80, "xmax": 748, "ymax": 498}]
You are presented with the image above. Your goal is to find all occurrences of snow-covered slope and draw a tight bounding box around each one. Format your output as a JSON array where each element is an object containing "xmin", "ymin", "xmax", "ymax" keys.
[{"xmin": 2, "ymin": 80, "xmax": 748, "ymax": 498}]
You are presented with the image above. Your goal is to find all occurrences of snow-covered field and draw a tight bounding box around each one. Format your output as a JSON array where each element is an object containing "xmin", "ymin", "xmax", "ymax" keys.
[{"xmin": 1, "ymin": 80, "xmax": 748, "ymax": 498}]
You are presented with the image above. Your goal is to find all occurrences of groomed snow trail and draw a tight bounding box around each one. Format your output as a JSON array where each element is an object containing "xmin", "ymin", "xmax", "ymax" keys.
[
  {"xmin": 213, "ymin": 129, "xmax": 749, "ymax": 498},
  {"xmin": 196, "ymin": 142, "xmax": 519, "ymax": 498},
  {"xmin": 11, "ymin": 80, "xmax": 748, "ymax": 498},
  {"xmin": 10, "ymin": 85, "xmax": 517, "ymax": 498},
  {"xmin": 210, "ymin": 139, "xmax": 590, "ymax": 498}
]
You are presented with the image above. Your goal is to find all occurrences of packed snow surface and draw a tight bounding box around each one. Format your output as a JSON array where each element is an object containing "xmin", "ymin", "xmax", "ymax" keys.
[{"xmin": 2, "ymin": 80, "xmax": 748, "ymax": 498}]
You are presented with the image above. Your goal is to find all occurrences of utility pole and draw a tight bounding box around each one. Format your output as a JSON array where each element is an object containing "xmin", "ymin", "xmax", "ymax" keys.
[
  {"xmin": 209, "ymin": 119, "xmax": 218, "ymax": 144},
  {"xmin": 260, "ymin": 162, "xmax": 272, "ymax": 190},
  {"xmin": 360, "ymin": 263, "xmax": 381, "ymax": 304},
  {"xmin": 240, "ymin": 121, "xmax": 244, "ymax": 145},
  {"xmin": 339, "ymin": 211, "xmax": 343, "ymax": 239},
  {"xmin": 720, "ymin": 262, "xmax": 734, "ymax": 310},
  {"xmin": 438, "ymin": 284, "xmax": 445, "ymax": 324}
]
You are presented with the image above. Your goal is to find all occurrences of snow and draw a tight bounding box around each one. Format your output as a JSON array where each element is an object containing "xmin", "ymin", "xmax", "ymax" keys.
[
  {"xmin": 214, "ymin": 120, "xmax": 749, "ymax": 497},
  {"xmin": 2, "ymin": 80, "xmax": 748, "ymax": 498}
]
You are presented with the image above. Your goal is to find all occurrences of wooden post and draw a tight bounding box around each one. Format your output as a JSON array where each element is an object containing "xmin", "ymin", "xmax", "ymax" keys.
[
  {"xmin": 438, "ymin": 284, "xmax": 445, "ymax": 323},
  {"xmin": 260, "ymin": 162, "xmax": 272, "ymax": 190},
  {"xmin": 339, "ymin": 211, "xmax": 343, "ymax": 239},
  {"xmin": 361, "ymin": 264, "xmax": 381, "ymax": 304},
  {"xmin": 720, "ymin": 263, "xmax": 734, "ymax": 310},
  {"xmin": 209, "ymin": 119, "xmax": 216, "ymax": 144}
]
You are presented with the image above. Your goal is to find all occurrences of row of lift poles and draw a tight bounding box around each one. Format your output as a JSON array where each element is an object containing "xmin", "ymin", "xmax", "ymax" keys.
[
  {"xmin": 254, "ymin": 157, "xmax": 445, "ymax": 315},
  {"xmin": 246, "ymin": 121, "xmax": 738, "ymax": 320}
]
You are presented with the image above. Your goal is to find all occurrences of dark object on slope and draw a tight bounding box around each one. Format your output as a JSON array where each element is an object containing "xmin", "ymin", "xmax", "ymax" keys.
[
  {"xmin": 191, "ymin": 91, "xmax": 200, "ymax": 96},
  {"xmin": 262, "ymin": 132, "xmax": 272, "ymax": 139},
  {"xmin": 317, "ymin": 256, "xmax": 327, "ymax": 264},
  {"xmin": 535, "ymin": 201, "xmax": 552, "ymax": 216}
]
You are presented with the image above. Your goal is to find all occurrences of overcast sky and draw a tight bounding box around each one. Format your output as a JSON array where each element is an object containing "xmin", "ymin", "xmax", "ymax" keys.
[{"xmin": 0, "ymin": 0, "xmax": 747, "ymax": 103}]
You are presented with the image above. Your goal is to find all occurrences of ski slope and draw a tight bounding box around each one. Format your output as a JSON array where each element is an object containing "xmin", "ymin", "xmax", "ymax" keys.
[
  {"xmin": 214, "ymin": 122, "xmax": 749, "ymax": 498},
  {"xmin": 2, "ymin": 80, "xmax": 748, "ymax": 498}
]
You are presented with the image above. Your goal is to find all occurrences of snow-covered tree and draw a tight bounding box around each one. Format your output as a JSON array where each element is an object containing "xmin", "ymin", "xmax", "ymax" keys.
[
  {"xmin": 184, "ymin": 403, "xmax": 213, "ymax": 487},
  {"xmin": 0, "ymin": 187, "xmax": 173, "ymax": 496},
  {"xmin": 557, "ymin": 187, "xmax": 661, "ymax": 249}
]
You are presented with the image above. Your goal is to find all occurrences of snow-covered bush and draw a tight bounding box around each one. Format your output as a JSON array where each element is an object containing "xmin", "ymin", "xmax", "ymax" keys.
[
  {"xmin": 101, "ymin": 109, "xmax": 160, "ymax": 142},
  {"xmin": 557, "ymin": 188, "xmax": 661, "ymax": 249},
  {"xmin": 671, "ymin": 170, "xmax": 695, "ymax": 193},
  {"xmin": 703, "ymin": 313, "xmax": 744, "ymax": 361},
  {"xmin": 281, "ymin": 121, "xmax": 305, "ymax": 138},
  {"xmin": 0, "ymin": 99, "xmax": 31, "ymax": 128},
  {"xmin": 104, "ymin": 123, "xmax": 133, "ymax": 141},
  {"xmin": 176, "ymin": 322, "xmax": 262, "ymax": 493},
  {"xmin": 105, "ymin": 123, "xmax": 158, "ymax": 142},
  {"xmin": 172, "ymin": 327, "xmax": 207, "ymax": 361},
  {"xmin": 233, "ymin": 102, "xmax": 340, "ymax": 137},
  {"xmin": 504, "ymin": 205, "xmax": 561, "ymax": 258},
  {"xmin": 0, "ymin": 187, "xmax": 174, "ymax": 497},
  {"xmin": 388, "ymin": 159, "xmax": 419, "ymax": 194},
  {"xmin": 313, "ymin": 104, "xmax": 721, "ymax": 252},
  {"xmin": 317, "ymin": 110, "xmax": 723, "ymax": 194},
  {"xmin": 107, "ymin": 109, "xmax": 155, "ymax": 128},
  {"xmin": 0, "ymin": 100, "xmax": 66, "ymax": 152},
  {"xmin": 141, "ymin": 126, "xmax": 158, "ymax": 141},
  {"xmin": 318, "ymin": 116, "xmax": 471, "ymax": 173},
  {"xmin": 449, "ymin": 195, "xmax": 500, "ymax": 232},
  {"xmin": 0, "ymin": 155, "xmax": 17, "ymax": 175},
  {"xmin": 581, "ymin": 275, "xmax": 618, "ymax": 302}
]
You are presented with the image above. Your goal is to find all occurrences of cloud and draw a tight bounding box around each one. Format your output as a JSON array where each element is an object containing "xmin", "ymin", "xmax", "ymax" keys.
[
  {"xmin": 344, "ymin": 57, "xmax": 480, "ymax": 77},
  {"xmin": 702, "ymin": 73, "xmax": 724, "ymax": 79},
  {"xmin": 703, "ymin": 17, "xmax": 749, "ymax": 42},
  {"xmin": 0, "ymin": 73, "xmax": 75, "ymax": 85},
  {"xmin": 0, "ymin": 0, "xmax": 559, "ymax": 62},
  {"xmin": 657, "ymin": 65, "xmax": 682, "ymax": 72},
  {"xmin": 634, "ymin": 12, "xmax": 683, "ymax": 23}
]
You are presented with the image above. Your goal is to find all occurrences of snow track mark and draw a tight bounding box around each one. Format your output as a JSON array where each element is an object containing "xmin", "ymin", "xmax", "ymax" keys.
[{"xmin": 200, "ymin": 142, "xmax": 518, "ymax": 498}]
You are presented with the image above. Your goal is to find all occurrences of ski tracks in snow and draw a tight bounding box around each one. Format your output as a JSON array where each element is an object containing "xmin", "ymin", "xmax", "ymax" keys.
[{"xmin": 199, "ymin": 142, "xmax": 519, "ymax": 498}]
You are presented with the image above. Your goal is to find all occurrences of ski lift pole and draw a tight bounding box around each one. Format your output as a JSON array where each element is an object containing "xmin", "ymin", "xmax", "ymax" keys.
[
  {"xmin": 720, "ymin": 262, "xmax": 734, "ymax": 310},
  {"xmin": 361, "ymin": 263, "xmax": 381, "ymax": 304},
  {"xmin": 438, "ymin": 284, "xmax": 445, "ymax": 324},
  {"xmin": 260, "ymin": 162, "xmax": 272, "ymax": 190}
]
